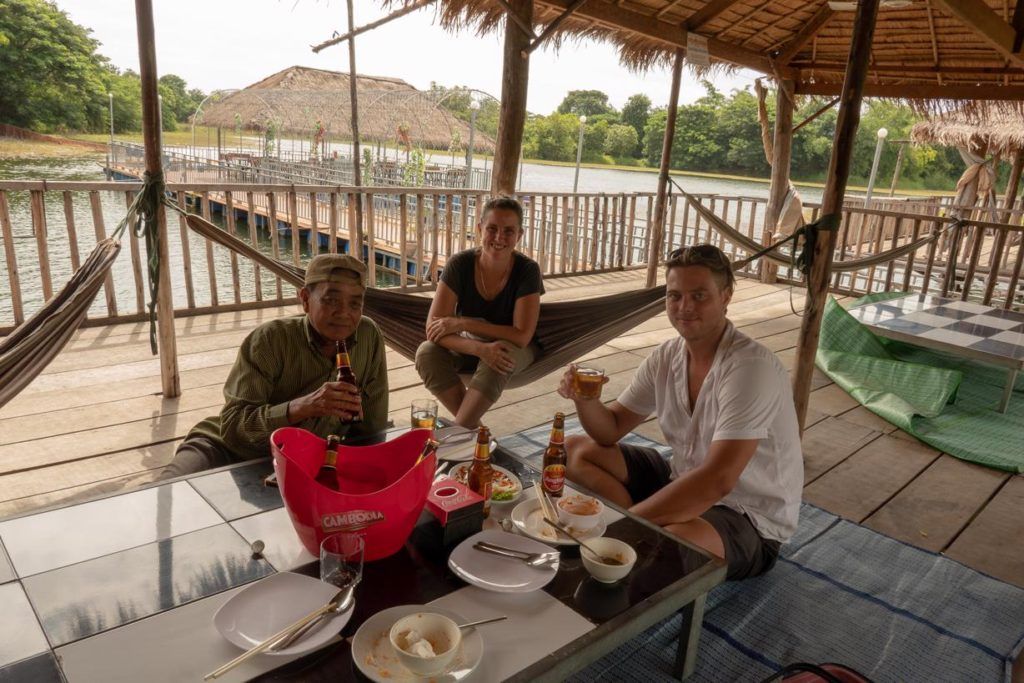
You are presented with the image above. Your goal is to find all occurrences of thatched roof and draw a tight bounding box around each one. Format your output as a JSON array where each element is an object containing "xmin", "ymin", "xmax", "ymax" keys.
[
  {"xmin": 403, "ymin": 0, "xmax": 1024, "ymax": 107},
  {"xmin": 199, "ymin": 66, "xmax": 495, "ymax": 153},
  {"xmin": 911, "ymin": 103, "xmax": 1024, "ymax": 154}
]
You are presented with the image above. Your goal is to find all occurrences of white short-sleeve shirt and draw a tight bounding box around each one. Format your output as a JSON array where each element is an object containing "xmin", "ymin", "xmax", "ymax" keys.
[{"xmin": 617, "ymin": 322, "xmax": 803, "ymax": 542}]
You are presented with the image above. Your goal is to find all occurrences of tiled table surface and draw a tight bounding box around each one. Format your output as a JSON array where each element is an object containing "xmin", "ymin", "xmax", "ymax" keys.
[
  {"xmin": 848, "ymin": 293, "xmax": 1024, "ymax": 411},
  {"xmin": 0, "ymin": 441, "xmax": 724, "ymax": 683}
]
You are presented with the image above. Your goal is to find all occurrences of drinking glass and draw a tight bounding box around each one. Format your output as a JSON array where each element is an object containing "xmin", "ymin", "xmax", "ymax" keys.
[
  {"xmin": 320, "ymin": 532, "xmax": 365, "ymax": 595},
  {"xmin": 572, "ymin": 366, "xmax": 606, "ymax": 400},
  {"xmin": 410, "ymin": 398, "xmax": 439, "ymax": 431}
]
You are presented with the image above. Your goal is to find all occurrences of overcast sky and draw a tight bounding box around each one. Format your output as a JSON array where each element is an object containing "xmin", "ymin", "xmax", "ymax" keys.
[{"xmin": 56, "ymin": 0, "xmax": 757, "ymax": 114}]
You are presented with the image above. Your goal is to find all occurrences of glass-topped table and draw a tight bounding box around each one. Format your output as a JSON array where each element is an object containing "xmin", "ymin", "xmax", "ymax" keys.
[{"xmin": 0, "ymin": 433, "xmax": 725, "ymax": 682}]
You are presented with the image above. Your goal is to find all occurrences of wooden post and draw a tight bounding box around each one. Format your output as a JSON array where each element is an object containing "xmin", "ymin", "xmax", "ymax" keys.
[
  {"xmin": 763, "ymin": 79, "xmax": 794, "ymax": 284},
  {"xmin": 646, "ymin": 48, "xmax": 684, "ymax": 287},
  {"xmin": 1002, "ymin": 148, "xmax": 1024, "ymax": 219},
  {"xmin": 888, "ymin": 142, "xmax": 906, "ymax": 196},
  {"xmin": 134, "ymin": 0, "xmax": 180, "ymax": 398},
  {"xmin": 492, "ymin": 0, "xmax": 533, "ymax": 195},
  {"xmin": 792, "ymin": 0, "xmax": 879, "ymax": 432},
  {"xmin": 347, "ymin": 0, "xmax": 364, "ymax": 253}
]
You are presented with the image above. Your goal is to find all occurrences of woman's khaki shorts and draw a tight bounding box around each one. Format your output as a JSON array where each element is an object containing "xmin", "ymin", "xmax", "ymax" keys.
[{"xmin": 415, "ymin": 340, "xmax": 537, "ymax": 404}]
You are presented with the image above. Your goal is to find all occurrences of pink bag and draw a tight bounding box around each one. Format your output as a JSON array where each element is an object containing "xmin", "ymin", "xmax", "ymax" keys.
[{"xmin": 271, "ymin": 427, "xmax": 436, "ymax": 561}]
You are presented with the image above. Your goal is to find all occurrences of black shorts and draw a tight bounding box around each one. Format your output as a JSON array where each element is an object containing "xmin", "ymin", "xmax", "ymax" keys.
[{"xmin": 620, "ymin": 443, "xmax": 781, "ymax": 581}]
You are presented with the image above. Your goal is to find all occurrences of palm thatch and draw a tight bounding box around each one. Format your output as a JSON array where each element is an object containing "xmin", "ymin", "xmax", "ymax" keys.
[
  {"xmin": 199, "ymin": 66, "xmax": 495, "ymax": 153},
  {"xmin": 911, "ymin": 103, "xmax": 1024, "ymax": 155},
  {"xmin": 388, "ymin": 0, "xmax": 1024, "ymax": 109}
]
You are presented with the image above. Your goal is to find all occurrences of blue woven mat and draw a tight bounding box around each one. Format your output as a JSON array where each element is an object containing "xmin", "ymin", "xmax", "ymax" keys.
[{"xmin": 501, "ymin": 421, "xmax": 1024, "ymax": 682}]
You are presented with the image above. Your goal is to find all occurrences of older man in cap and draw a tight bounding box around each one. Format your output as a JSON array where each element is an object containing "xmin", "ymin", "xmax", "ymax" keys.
[{"xmin": 161, "ymin": 253, "xmax": 389, "ymax": 478}]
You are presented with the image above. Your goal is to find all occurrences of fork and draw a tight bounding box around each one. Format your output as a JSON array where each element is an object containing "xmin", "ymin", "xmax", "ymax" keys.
[{"xmin": 473, "ymin": 541, "xmax": 559, "ymax": 568}]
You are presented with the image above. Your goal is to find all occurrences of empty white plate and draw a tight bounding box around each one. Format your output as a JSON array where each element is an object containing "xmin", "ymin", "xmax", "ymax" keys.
[
  {"xmin": 213, "ymin": 572, "xmax": 354, "ymax": 657},
  {"xmin": 352, "ymin": 604, "xmax": 483, "ymax": 682},
  {"xmin": 448, "ymin": 529, "xmax": 559, "ymax": 593},
  {"xmin": 510, "ymin": 498, "xmax": 607, "ymax": 547}
]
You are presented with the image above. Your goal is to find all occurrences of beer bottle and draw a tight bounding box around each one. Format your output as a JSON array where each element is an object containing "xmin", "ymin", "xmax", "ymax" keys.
[
  {"xmin": 335, "ymin": 340, "xmax": 362, "ymax": 424},
  {"xmin": 315, "ymin": 434, "xmax": 342, "ymax": 491},
  {"xmin": 415, "ymin": 438, "xmax": 440, "ymax": 466},
  {"xmin": 467, "ymin": 426, "xmax": 494, "ymax": 518},
  {"xmin": 542, "ymin": 412, "xmax": 567, "ymax": 498}
]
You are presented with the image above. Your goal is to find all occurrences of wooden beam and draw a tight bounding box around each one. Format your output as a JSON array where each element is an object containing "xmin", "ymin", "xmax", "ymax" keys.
[
  {"xmin": 790, "ymin": 61, "xmax": 1024, "ymax": 76},
  {"xmin": 535, "ymin": 0, "xmax": 790, "ymax": 77},
  {"xmin": 795, "ymin": 81, "xmax": 1024, "ymax": 99},
  {"xmin": 682, "ymin": 0, "xmax": 744, "ymax": 29},
  {"xmin": 495, "ymin": 0, "xmax": 537, "ymax": 38},
  {"xmin": 646, "ymin": 49, "xmax": 684, "ymax": 288},
  {"xmin": 347, "ymin": 0, "xmax": 364, "ymax": 243},
  {"xmin": 793, "ymin": 97, "xmax": 839, "ymax": 132},
  {"xmin": 1013, "ymin": 0, "xmax": 1024, "ymax": 51},
  {"xmin": 793, "ymin": 0, "xmax": 880, "ymax": 432},
  {"xmin": 776, "ymin": 3, "xmax": 834, "ymax": 64},
  {"xmin": 932, "ymin": 0, "xmax": 1024, "ymax": 66},
  {"xmin": 133, "ymin": 0, "xmax": 180, "ymax": 398},
  {"xmin": 524, "ymin": 0, "xmax": 590, "ymax": 55},
  {"xmin": 926, "ymin": 0, "xmax": 941, "ymax": 68},
  {"xmin": 311, "ymin": 0, "xmax": 436, "ymax": 53},
  {"xmin": 493, "ymin": 0, "xmax": 533, "ymax": 194},
  {"xmin": 764, "ymin": 79, "xmax": 794, "ymax": 284}
]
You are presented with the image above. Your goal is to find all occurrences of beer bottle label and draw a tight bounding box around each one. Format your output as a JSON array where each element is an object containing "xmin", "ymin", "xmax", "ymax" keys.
[
  {"xmin": 542, "ymin": 464, "xmax": 565, "ymax": 494},
  {"xmin": 323, "ymin": 448, "xmax": 338, "ymax": 468}
]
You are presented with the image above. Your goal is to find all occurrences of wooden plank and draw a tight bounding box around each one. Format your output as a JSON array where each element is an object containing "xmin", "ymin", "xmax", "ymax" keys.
[
  {"xmin": 246, "ymin": 191, "xmax": 263, "ymax": 302},
  {"xmin": 837, "ymin": 405, "xmax": 897, "ymax": 435},
  {"xmin": 89, "ymin": 190, "xmax": 118, "ymax": 316},
  {"xmin": 415, "ymin": 193, "xmax": 425, "ymax": 287},
  {"xmin": 61, "ymin": 191, "xmax": 81, "ymax": 271},
  {"xmin": 308, "ymin": 191, "xmax": 320, "ymax": 257},
  {"xmin": 174, "ymin": 191, "xmax": 196, "ymax": 309},
  {"xmin": 399, "ymin": 194, "xmax": 409, "ymax": 288},
  {"xmin": 224, "ymin": 191, "xmax": 242, "ymax": 304},
  {"xmin": 864, "ymin": 454, "xmax": 1009, "ymax": 552},
  {"xmin": 267, "ymin": 192, "xmax": 283, "ymax": 299},
  {"xmin": 806, "ymin": 382, "xmax": 859, "ymax": 416},
  {"xmin": 0, "ymin": 191, "xmax": 24, "ymax": 324},
  {"xmin": 933, "ymin": 0, "xmax": 1022, "ymax": 65},
  {"xmin": 777, "ymin": 4, "xmax": 834, "ymax": 64},
  {"xmin": 445, "ymin": 193, "xmax": 454, "ymax": 266},
  {"xmin": 329, "ymin": 191, "xmax": 339, "ymax": 254},
  {"xmin": 430, "ymin": 195, "xmax": 440, "ymax": 284},
  {"xmin": 289, "ymin": 191, "xmax": 301, "ymax": 265},
  {"xmin": 945, "ymin": 476, "xmax": 1024, "ymax": 587},
  {"xmin": 124, "ymin": 192, "xmax": 146, "ymax": 313},
  {"xmin": 803, "ymin": 434, "xmax": 941, "ymax": 522},
  {"xmin": 560, "ymin": 195, "xmax": 570, "ymax": 274},
  {"xmin": 801, "ymin": 416, "xmax": 881, "ymax": 483},
  {"xmin": 29, "ymin": 190, "xmax": 53, "ymax": 301},
  {"xmin": 0, "ymin": 468, "xmax": 166, "ymax": 520},
  {"xmin": 366, "ymin": 193, "xmax": 377, "ymax": 285},
  {"xmin": 201, "ymin": 191, "xmax": 218, "ymax": 306},
  {"xmin": 538, "ymin": 195, "xmax": 548, "ymax": 272}
]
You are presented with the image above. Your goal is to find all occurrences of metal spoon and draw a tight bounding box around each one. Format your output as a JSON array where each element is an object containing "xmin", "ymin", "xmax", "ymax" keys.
[
  {"xmin": 271, "ymin": 586, "xmax": 355, "ymax": 651},
  {"xmin": 457, "ymin": 615, "xmax": 508, "ymax": 629},
  {"xmin": 473, "ymin": 541, "xmax": 559, "ymax": 568},
  {"xmin": 541, "ymin": 518, "xmax": 624, "ymax": 566}
]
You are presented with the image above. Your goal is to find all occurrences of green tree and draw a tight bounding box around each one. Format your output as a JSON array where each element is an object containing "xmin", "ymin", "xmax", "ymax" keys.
[
  {"xmin": 581, "ymin": 119, "xmax": 608, "ymax": 162},
  {"xmin": 604, "ymin": 124, "xmax": 638, "ymax": 158},
  {"xmin": 620, "ymin": 94, "xmax": 651, "ymax": 157},
  {"xmin": 0, "ymin": 0, "xmax": 110, "ymax": 131},
  {"xmin": 557, "ymin": 90, "xmax": 613, "ymax": 118},
  {"xmin": 522, "ymin": 113, "xmax": 578, "ymax": 161}
]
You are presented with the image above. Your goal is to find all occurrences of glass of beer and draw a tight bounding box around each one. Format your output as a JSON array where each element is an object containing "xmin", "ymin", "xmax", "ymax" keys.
[
  {"xmin": 573, "ymin": 366, "xmax": 605, "ymax": 399},
  {"xmin": 410, "ymin": 398, "xmax": 438, "ymax": 431}
]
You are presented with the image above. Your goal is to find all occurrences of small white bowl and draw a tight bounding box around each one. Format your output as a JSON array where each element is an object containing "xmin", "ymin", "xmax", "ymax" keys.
[
  {"xmin": 388, "ymin": 612, "xmax": 461, "ymax": 676},
  {"xmin": 580, "ymin": 537, "xmax": 637, "ymax": 583},
  {"xmin": 556, "ymin": 494, "xmax": 604, "ymax": 531}
]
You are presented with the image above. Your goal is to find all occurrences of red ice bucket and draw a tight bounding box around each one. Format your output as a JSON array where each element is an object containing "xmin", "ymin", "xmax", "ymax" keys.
[{"xmin": 271, "ymin": 427, "xmax": 436, "ymax": 561}]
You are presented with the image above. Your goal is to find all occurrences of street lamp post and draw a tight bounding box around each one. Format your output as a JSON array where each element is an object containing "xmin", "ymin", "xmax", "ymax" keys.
[
  {"xmin": 108, "ymin": 92, "xmax": 114, "ymax": 145},
  {"xmin": 466, "ymin": 99, "xmax": 480, "ymax": 189},
  {"xmin": 864, "ymin": 127, "xmax": 888, "ymax": 206},
  {"xmin": 573, "ymin": 115, "xmax": 587, "ymax": 194}
]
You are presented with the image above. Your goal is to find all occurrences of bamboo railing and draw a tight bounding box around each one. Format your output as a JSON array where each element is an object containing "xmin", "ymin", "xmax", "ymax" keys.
[{"xmin": 1, "ymin": 182, "xmax": 1021, "ymax": 336}]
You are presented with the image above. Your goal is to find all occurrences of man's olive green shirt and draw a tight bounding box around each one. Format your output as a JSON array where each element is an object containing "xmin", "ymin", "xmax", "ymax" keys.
[{"xmin": 187, "ymin": 315, "xmax": 389, "ymax": 461}]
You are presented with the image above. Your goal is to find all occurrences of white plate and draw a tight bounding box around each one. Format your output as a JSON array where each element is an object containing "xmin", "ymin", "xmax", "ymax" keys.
[
  {"xmin": 352, "ymin": 604, "xmax": 483, "ymax": 682},
  {"xmin": 510, "ymin": 498, "xmax": 607, "ymax": 546},
  {"xmin": 212, "ymin": 572, "xmax": 354, "ymax": 657},
  {"xmin": 448, "ymin": 529, "xmax": 559, "ymax": 593},
  {"xmin": 448, "ymin": 463, "xmax": 522, "ymax": 504}
]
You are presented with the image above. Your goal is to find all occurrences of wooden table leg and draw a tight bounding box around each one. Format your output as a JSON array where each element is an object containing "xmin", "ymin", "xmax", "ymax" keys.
[
  {"xmin": 999, "ymin": 368, "xmax": 1019, "ymax": 413},
  {"xmin": 673, "ymin": 593, "xmax": 707, "ymax": 680}
]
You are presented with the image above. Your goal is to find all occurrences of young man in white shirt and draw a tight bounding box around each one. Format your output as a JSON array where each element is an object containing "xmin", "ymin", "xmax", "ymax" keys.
[{"xmin": 559, "ymin": 244, "xmax": 803, "ymax": 580}]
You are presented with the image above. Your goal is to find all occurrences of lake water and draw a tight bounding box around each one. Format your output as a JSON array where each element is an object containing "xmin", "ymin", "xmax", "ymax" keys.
[{"xmin": 0, "ymin": 154, "xmax": 804, "ymax": 326}]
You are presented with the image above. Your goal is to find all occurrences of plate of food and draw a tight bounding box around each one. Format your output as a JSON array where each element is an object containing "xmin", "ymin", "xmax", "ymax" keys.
[
  {"xmin": 509, "ymin": 494, "xmax": 607, "ymax": 546},
  {"xmin": 448, "ymin": 463, "xmax": 522, "ymax": 503},
  {"xmin": 351, "ymin": 604, "xmax": 483, "ymax": 682}
]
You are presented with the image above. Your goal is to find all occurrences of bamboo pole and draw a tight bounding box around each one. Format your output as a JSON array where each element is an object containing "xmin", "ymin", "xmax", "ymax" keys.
[
  {"xmin": 647, "ymin": 49, "xmax": 684, "ymax": 286},
  {"xmin": 792, "ymin": 0, "xmax": 879, "ymax": 432},
  {"xmin": 763, "ymin": 79, "xmax": 794, "ymax": 284},
  {"xmin": 134, "ymin": 0, "xmax": 179, "ymax": 397},
  {"xmin": 492, "ymin": 0, "xmax": 533, "ymax": 195},
  {"xmin": 347, "ymin": 0, "xmax": 364, "ymax": 253}
]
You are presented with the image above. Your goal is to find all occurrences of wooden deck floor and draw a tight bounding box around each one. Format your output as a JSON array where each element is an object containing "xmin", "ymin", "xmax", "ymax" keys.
[{"xmin": 2, "ymin": 269, "xmax": 1022, "ymax": 597}]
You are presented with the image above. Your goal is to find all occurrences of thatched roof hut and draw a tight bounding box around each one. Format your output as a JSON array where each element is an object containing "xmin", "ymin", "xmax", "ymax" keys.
[
  {"xmin": 199, "ymin": 66, "xmax": 495, "ymax": 153},
  {"xmin": 911, "ymin": 103, "xmax": 1024, "ymax": 156},
  {"xmin": 412, "ymin": 0, "xmax": 1024, "ymax": 106}
]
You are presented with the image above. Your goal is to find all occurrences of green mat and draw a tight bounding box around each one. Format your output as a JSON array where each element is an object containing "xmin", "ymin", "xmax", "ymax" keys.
[{"xmin": 815, "ymin": 293, "xmax": 1024, "ymax": 473}]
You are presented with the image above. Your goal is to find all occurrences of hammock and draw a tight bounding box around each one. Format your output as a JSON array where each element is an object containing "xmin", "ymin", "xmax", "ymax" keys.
[
  {"xmin": 178, "ymin": 210, "xmax": 667, "ymax": 388},
  {"xmin": 0, "ymin": 239, "xmax": 121, "ymax": 408}
]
